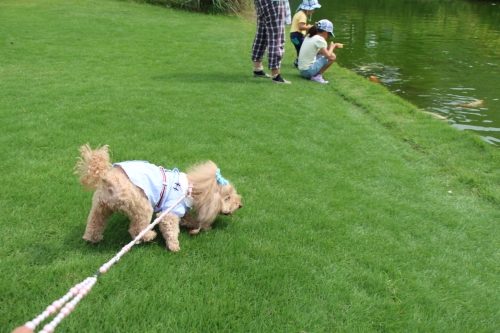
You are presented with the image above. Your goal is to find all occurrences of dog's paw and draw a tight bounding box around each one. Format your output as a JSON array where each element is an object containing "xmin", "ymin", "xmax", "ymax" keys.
[
  {"xmin": 141, "ymin": 230, "xmax": 157, "ymax": 242},
  {"xmin": 167, "ymin": 242, "xmax": 180, "ymax": 252},
  {"xmin": 83, "ymin": 234, "xmax": 103, "ymax": 243},
  {"xmin": 189, "ymin": 228, "xmax": 200, "ymax": 235}
]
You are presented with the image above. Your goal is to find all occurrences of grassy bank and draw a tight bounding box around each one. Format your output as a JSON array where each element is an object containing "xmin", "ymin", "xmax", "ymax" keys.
[
  {"xmin": 1, "ymin": 0, "xmax": 499, "ymax": 332},
  {"xmin": 129, "ymin": 0, "xmax": 252, "ymax": 15}
]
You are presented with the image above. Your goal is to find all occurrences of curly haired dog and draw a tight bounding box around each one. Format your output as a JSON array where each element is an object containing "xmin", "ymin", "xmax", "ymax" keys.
[{"xmin": 74, "ymin": 144, "xmax": 242, "ymax": 252}]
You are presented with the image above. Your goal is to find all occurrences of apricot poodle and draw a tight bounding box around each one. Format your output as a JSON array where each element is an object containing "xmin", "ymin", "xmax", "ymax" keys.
[{"xmin": 74, "ymin": 144, "xmax": 242, "ymax": 252}]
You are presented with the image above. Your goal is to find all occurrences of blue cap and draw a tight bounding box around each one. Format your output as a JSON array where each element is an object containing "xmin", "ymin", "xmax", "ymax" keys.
[{"xmin": 317, "ymin": 19, "xmax": 335, "ymax": 37}]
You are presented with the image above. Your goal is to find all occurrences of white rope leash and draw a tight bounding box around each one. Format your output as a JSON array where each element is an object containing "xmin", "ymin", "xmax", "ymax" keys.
[{"xmin": 22, "ymin": 189, "xmax": 191, "ymax": 333}]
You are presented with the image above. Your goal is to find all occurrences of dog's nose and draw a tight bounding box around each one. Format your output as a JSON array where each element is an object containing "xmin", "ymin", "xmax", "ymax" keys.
[{"xmin": 239, "ymin": 203, "xmax": 243, "ymax": 208}]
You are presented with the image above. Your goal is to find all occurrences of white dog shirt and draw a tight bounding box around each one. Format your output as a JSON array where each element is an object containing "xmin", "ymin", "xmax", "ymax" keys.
[{"xmin": 115, "ymin": 161, "xmax": 191, "ymax": 216}]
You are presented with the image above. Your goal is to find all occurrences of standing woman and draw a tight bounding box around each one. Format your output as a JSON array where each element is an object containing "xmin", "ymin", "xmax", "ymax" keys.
[
  {"xmin": 298, "ymin": 19, "xmax": 339, "ymax": 84},
  {"xmin": 251, "ymin": 0, "xmax": 291, "ymax": 84}
]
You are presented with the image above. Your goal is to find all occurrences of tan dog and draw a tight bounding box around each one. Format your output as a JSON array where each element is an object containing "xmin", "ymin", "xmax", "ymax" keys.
[{"xmin": 74, "ymin": 144, "xmax": 242, "ymax": 252}]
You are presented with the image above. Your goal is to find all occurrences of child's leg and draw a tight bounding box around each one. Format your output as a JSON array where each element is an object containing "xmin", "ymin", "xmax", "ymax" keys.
[
  {"xmin": 303, "ymin": 55, "xmax": 329, "ymax": 79},
  {"xmin": 294, "ymin": 43, "xmax": 301, "ymax": 59},
  {"xmin": 318, "ymin": 53, "xmax": 337, "ymax": 75},
  {"xmin": 290, "ymin": 32, "xmax": 304, "ymax": 60},
  {"xmin": 309, "ymin": 55, "xmax": 335, "ymax": 83}
]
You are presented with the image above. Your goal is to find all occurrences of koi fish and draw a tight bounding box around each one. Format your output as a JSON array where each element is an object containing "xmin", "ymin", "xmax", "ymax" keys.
[
  {"xmin": 369, "ymin": 76, "xmax": 381, "ymax": 83},
  {"xmin": 456, "ymin": 100, "xmax": 484, "ymax": 107},
  {"xmin": 421, "ymin": 111, "xmax": 447, "ymax": 120}
]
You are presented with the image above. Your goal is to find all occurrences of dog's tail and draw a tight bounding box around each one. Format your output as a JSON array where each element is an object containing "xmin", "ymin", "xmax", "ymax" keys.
[{"xmin": 74, "ymin": 143, "xmax": 112, "ymax": 191}]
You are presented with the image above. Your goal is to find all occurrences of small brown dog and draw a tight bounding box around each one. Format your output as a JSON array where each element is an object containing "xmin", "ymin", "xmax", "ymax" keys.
[{"xmin": 75, "ymin": 144, "xmax": 242, "ymax": 252}]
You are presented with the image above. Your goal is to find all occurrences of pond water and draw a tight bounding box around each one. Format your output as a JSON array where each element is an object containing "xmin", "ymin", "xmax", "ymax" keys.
[{"xmin": 289, "ymin": 0, "xmax": 500, "ymax": 145}]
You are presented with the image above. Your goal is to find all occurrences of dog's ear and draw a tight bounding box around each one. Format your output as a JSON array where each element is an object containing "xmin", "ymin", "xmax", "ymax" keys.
[
  {"xmin": 212, "ymin": 189, "xmax": 222, "ymax": 210},
  {"xmin": 195, "ymin": 189, "xmax": 221, "ymax": 226}
]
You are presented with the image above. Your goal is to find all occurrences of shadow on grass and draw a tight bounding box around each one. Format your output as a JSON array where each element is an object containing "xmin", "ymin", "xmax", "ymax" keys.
[
  {"xmin": 57, "ymin": 212, "xmax": 232, "ymax": 258},
  {"xmin": 151, "ymin": 72, "xmax": 278, "ymax": 84}
]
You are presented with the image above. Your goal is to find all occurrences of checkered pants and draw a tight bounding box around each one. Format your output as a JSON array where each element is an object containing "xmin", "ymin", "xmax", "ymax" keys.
[{"xmin": 251, "ymin": 0, "xmax": 286, "ymax": 70}]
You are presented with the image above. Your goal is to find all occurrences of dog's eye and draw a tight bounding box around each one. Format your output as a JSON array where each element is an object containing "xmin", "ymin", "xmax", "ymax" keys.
[{"xmin": 225, "ymin": 196, "xmax": 230, "ymax": 201}]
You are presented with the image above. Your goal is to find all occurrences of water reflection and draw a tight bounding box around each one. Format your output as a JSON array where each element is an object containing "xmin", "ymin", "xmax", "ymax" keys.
[{"xmin": 289, "ymin": 0, "xmax": 500, "ymax": 144}]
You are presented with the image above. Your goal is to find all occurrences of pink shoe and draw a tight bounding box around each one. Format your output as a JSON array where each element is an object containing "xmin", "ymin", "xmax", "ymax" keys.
[{"xmin": 310, "ymin": 74, "xmax": 329, "ymax": 84}]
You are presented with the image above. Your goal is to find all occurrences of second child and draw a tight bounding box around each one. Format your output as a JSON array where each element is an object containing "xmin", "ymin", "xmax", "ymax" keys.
[{"xmin": 290, "ymin": 0, "xmax": 321, "ymax": 68}]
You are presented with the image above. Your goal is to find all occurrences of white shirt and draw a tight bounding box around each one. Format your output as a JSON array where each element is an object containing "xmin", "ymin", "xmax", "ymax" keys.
[{"xmin": 298, "ymin": 35, "xmax": 327, "ymax": 71}]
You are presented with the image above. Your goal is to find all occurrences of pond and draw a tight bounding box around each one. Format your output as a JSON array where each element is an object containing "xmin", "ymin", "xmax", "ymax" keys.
[{"xmin": 289, "ymin": 0, "xmax": 500, "ymax": 145}]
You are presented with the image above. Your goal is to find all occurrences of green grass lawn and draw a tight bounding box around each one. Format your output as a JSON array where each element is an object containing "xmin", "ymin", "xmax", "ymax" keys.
[{"xmin": 1, "ymin": 0, "xmax": 499, "ymax": 332}]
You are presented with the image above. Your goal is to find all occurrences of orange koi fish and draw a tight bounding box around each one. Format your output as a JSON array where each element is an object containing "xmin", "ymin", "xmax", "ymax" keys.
[{"xmin": 456, "ymin": 100, "xmax": 484, "ymax": 107}]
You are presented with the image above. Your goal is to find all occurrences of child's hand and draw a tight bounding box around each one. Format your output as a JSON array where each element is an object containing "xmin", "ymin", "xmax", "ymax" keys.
[{"xmin": 335, "ymin": 43, "xmax": 344, "ymax": 48}]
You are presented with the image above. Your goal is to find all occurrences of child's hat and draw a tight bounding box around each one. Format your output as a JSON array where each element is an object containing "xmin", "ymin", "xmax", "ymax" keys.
[
  {"xmin": 296, "ymin": 0, "xmax": 321, "ymax": 12},
  {"xmin": 317, "ymin": 19, "xmax": 335, "ymax": 37}
]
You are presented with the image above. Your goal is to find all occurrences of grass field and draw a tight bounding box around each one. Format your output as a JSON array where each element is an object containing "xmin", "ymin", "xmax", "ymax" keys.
[{"xmin": 1, "ymin": 0, "xmax": 499, "ymax": 332}]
